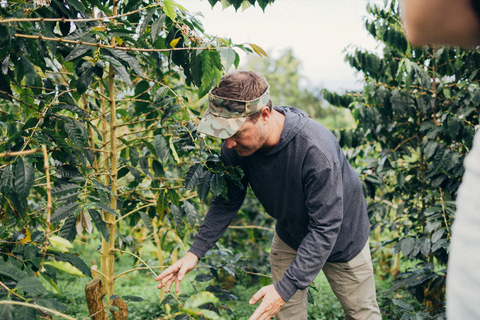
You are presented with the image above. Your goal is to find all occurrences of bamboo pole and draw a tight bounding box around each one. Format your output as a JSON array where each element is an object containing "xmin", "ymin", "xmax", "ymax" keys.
[
  {"xmin": 100, "ymin": 80, "xmax": 109, "ymax": 297},
  {"xmin": 152, "ymin": 217, "xmax": 165, "ymax": 301},
  {"xmin": 104, "ymin": 3, "xmax": 120, "ymax": 314}
]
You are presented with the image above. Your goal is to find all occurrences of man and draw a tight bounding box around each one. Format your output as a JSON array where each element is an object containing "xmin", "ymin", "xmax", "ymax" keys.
[
  {"xmin": 156, "ymin": 71, "xmax": 381, "ymax": 320},
  {"xmin": 400, "ymin": 1, "xmax": 480, "ymax": 319}
]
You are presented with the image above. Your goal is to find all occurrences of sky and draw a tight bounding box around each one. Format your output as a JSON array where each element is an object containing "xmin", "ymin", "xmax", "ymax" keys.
[{"xmin": 177, "ymin": 0, "xmax": 386, "ymax": 93}]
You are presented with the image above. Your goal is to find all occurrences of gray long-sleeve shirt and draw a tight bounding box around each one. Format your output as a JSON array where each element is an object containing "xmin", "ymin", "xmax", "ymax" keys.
[{"xmin": 189, "ymin": 106, "xmax": 370, "ymax": 302}]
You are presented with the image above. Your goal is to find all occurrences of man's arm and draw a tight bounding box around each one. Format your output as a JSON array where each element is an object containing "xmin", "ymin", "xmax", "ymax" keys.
[{"xmin": 401, "ymin": 0, "xmax": 480, "ymax": 47}]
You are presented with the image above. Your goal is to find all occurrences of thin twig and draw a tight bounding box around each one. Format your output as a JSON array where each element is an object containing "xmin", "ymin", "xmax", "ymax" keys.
[
  {"xmin": 13, "ymin": 33, "xmax": 218, "ymax": 53},
  {"xmin": 0, "ymin": 301, "xmax": 77, "ymax": 320},
  {"xmin": 0, "ymin": 4, "xmax": 160, "ymax": 24},
  {"xmin": 0, "ymin": 148, "xmax": 43, "ymax": 158}
]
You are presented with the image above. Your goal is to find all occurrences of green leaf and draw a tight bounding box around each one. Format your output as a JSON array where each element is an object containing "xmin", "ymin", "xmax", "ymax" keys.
[
  {"xmin": 76, "ymin": 66, "xmax": 96, "ymax": 94},
  {"xmin": 122, "ymin": 295, "xmax": 145, "ymax": 302},
  {"xmin": 210, "ymin": 174, "xmax": 226, "ymax": 196},
  {"xmin": 88, "ymin": 209, "xmax": 110, "ymax": 243},
  {"xmin": 134, "ymin": 80, "xmax": 150, "ymax": 115},
  {"xmin": 447, "ymin": 116, "xmax": 462, "ymax": 139},
  {"xmin": 92, "ymin": 180, "xmax": 117, "ymax": 198},
  {"xmin": 0, "ymin": 301, "xmax": 13, "ymax": 320},
  {"xmin": 52, "ymin": 183, "xmax": 81, "ymax": 197},
  {"xmin": 152, "ymin": 160, "xmax": 164, "ymax": 177},
  {"xmin": 139, "ymin": 211, "xmax": 154, "ymax": 232},
  {"xmin": 184, "ymin": 292, "xmax": 219, "ymax": 309},
  {"xmin": 107, "ymin": 49, "xmax": 143, "ymax": 76},
  {"xmin": 392, "ymin": 299, "xmax": 414, "ymax": 311},
  {"xmin": 19, "ymin": 55, "xmax": 37, "ymax": 87},
  {"xmin": 92, "ymin": 202, "xmax": 119, "ymax": 217},
  {"xmin": 443, "ymin": 88, "xmax": 451, "ymax": 99},
  {"xmin": 195, "ymin": 273, "xmax": 213, "ymax": 282},
  {"xmin": 42, "ymin": 129, "xmax": 72, "ymax": 154},
  {"xmin": 61, "ymin": 253, "xmax": 92, "ymax": 278},
  {"xmin": 425, "ymin": 221, "xmax": 442, "ymax": 234},
  {"xmin": 197, "ymin": 171, "xmax": 212, "ymax": 201},
  {"xmin": 15, "ymin": 158, "xmax": 35, "ymax": 200},
  {"xmin": 156, "ymin": 190, "xmax": 169, "ymax": 218},
  {"xmin": 0, "ymin": 164, "xmax": 14, "ymax": 195},
  {"xmin": 104, "ymin": 55, "xmax": 132, "ymax": 85},
  {"xmin": 130, "ymin": 147, "xmax": 139, "ymax": 167},
  {"xmin": 161, "ymin": 104, "xmax": 182, "ymax": 122},
  {"xmin": 58, "ymin": 214, "xmax": 77, "ymax": 243},
  {"xmin": 154, "ymin": 135, "xmax": 169, "ymax": 163},
  {"xmin": 65, "ymin": 122, "xmax": 85, "ymax": 151},
  {"xmin": 54, "ymin": 104, "xmax": 89, "ymax": 117},
  {"xmin": 0, "ymin": 261, "xmax": 28, "ymax": 281},
  {"xmin": 65, "ymin": 43, "xmax": 93, "ymax": 61},
  {"xmin": 218, "ymin": 47, "xmax": 236, "ymax": 72},
  {"xmin": 167, "ymin": 189, "xmax": 180, "ymax": 206},
  {"xmin": 185, "ymin": 164, "xmax": 203, "ymax": 190},
  {"xmin": 432, "ymin": 228, "xmax": 445, "ymax": 243},
  {"xmin": 401, "ymin": 238, "xmax": 415, "ymax": 257},
  {"xmin": 423, "ymin": 141, "xmax": 438, "ymax": 160},
  {"xmin": 51, "ymin": 202, "xmax": 79, "ymax": 223},
  {"xmin": 170, "ymin": 203, "xmax": 183, "ymax": 232},
  {"xmin": 14, "ymin": 306, "xmax": 38, "ymax": 320},
  {"xmin": 16, "ymin": 277, "xmax": 48, "ymax": 295},
  {"xmin": 49, "ymin": 235, "xmax": 74, "ymax": 252},
  {"xmin": 44, "ymin": 261, "xmax": 84, "ymax": 277},
  {"xmin": 421, "ymin": 238, "xmax": 431, "ymax": 256},
  {"xmin": 183, "ymin": 201, "xmax": 198, "ymax": 228},
  {"xmin": 151, "ymin": 13, "xmax": 166, "ymax": 44},
  {"xmin": 139, "ymin": 157, "xmax": 152, "ymax": 178},
  {"xmin": 162, "ymin": 0, "xmax": 176, "ymax": 21},
  {"xmin": 139, "ymin": 8, "xmax": 156, "ymax": 39}
]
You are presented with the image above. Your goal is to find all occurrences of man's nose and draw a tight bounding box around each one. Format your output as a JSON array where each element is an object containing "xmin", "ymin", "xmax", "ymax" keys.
[{"xmin": 225, "ymin": 138, "xmax": 237, "ymax": 149}]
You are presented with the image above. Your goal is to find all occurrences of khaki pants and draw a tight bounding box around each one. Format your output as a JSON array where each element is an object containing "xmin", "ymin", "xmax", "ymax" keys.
[{"xmin": 270, "ymin": 232, "xmax": 381, "ymax": 320}]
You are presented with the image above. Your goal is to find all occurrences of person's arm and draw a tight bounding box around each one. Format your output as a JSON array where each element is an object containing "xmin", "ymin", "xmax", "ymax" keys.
[
  {"xmin": 156, "ymin": 146, "xmax": 247, "ymax": 292},
  {"xmin": 401, "ymin": 0, "xmax": 480, "ymax": 47}
]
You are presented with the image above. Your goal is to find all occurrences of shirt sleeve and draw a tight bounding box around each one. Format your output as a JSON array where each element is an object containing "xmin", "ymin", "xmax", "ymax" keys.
[
  {"xmin": 188, "ymin": 146, "xmax": 248, "ymax": 259},
  {"xmin": 274, "ymin": 155, "xmax": 344, "ymax": 302}
]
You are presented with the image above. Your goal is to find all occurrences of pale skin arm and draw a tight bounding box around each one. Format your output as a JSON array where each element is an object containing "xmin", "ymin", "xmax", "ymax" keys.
[
  {"xmin": 155, "ymin": 252, "xmax": 199, "ymax": 293},
  {"xmin": 401, "ymin": 0, "xmax": 480, "ymax": 47}
]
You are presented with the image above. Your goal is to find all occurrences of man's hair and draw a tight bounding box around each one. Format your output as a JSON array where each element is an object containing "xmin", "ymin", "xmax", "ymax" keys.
[{"xmin": 211, "ymin": 71, "xmax": 272, "ymax": 123}]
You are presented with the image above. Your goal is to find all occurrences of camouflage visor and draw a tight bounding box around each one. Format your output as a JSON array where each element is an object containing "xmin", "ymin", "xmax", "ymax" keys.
[{"xmin": 197, "ymin": 87, "xmax": 270, "ymax": 139}]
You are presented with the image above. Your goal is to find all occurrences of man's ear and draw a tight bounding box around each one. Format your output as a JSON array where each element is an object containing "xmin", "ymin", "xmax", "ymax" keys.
[{"xmin": 260, "ymin": 107, "xmax": 270, "ymax": 124}]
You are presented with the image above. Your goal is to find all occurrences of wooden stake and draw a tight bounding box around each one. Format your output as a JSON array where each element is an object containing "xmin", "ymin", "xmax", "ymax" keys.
[
  {"xmin": 85, "ymin": 278, "xmax": 108, "ymax": 320},
  {"xmin": 110, "ymin": 298, "xmax": 128, "ymax": 320}
]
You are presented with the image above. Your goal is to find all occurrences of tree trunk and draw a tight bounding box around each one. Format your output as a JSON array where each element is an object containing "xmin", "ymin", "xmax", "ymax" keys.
[
  {"xmin": 85, "ymin": 278, "xmax": 108, "ymax": 320},
  {"xmin": 110, "ymin": 298, "xmax": 128, "ymax": 320}
]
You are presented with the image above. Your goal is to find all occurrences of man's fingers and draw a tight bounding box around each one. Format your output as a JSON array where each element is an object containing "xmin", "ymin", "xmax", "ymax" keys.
[{"xmin": 249, "ymin": 287, "xmax": 265, "ymax": 305}]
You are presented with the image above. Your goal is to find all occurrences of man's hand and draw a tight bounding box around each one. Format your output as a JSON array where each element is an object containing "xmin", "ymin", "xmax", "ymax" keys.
[
  {"xmin": 155, "ymin": 252, "xmax": 199, "ymax": 293},
  {"xmin": 248, "ymin": 285, "xmax": 286, "ymax": 320}
]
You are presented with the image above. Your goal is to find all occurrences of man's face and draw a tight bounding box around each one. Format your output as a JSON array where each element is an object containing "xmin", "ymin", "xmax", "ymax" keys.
[{"xmin": 224, "ymin": 117, "xmax": 268, "ymax": 157}]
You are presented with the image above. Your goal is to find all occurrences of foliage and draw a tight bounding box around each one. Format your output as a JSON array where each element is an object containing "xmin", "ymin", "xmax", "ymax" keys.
[
  {"xmin": 323, "ymin": 0, "xmax": 478, "ymax": 315},
  {"xmin": 0, "ymin": 0, "xmax": 276, "ymax": 318}
]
